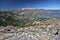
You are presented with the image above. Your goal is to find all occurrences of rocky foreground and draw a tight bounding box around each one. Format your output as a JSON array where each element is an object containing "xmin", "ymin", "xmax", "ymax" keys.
[{"xmin": 0, "ymin": 25, "xmax": 60, "ymax": 40}]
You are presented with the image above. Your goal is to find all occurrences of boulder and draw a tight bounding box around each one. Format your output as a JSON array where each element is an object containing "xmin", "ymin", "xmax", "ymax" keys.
[{"xmin": 47, "ymin": 24, "xmax": 59, "ymax": 35}]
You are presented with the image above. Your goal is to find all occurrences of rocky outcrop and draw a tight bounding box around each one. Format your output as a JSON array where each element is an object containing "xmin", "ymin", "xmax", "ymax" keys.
[
  {"xmin": 0, "ymin": 25, "xmax": 60, "ymax": 40},
  {"xmin": 47, "ymin": 24, "xmax": 59, "ymax": 35}
]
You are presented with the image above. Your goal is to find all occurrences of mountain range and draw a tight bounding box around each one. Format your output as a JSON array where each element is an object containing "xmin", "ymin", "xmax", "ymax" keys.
[{"xmin": 0, "ymin": 8, "xmax": 60, "ymax": 27}]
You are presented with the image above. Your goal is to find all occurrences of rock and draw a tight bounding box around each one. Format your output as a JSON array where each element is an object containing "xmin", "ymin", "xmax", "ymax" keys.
[
  {"xmin": 4, "ymin": 33, "xmax": 15, "ymax": 39},
  {"xmin": 47, "ymin": 24, "xmax": 59, "ymax": 35},
  {"xmin": 0, "ymin": 25, "xmax": 60, "ymax": 40},
  {"xmin": 0, "ymin": 34, "xmax": 5, "ymax": 40}
]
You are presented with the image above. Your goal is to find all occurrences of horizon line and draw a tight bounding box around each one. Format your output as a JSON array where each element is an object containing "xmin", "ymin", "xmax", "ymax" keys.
[{"xmin": 0, "ymin": 8, "xmax": 60, "ymax": 10}]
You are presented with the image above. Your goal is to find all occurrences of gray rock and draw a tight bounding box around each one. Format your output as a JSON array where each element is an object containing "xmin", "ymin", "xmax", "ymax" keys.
[
  {"xmin": 0, "ymin": 26, "xmax": 60, "ymax": 40},
  {"xmin": 47, "ymin": 24, "xmax": 59, "ymax": 35}
]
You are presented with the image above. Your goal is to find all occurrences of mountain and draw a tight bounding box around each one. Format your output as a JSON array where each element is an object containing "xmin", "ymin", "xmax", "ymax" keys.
[
  {"xmin": 16, "ymin": 8, "xmax": 60, "ymax": 20},
  {"xmin": 0, "ymin": 8, "xmax": 60, "ymax": 27}
]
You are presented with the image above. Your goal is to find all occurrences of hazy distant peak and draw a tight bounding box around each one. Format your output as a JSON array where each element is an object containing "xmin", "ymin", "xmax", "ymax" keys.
[{"xmin": 21, "ymin": 8, "xmax": 43, "ymax": 10}]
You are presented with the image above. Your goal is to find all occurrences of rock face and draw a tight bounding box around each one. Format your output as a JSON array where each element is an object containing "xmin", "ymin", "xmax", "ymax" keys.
[
  {"xmin": 47, "ymin": 24, "xmax": 59, "ymax": 35},
  {"xmin": 0, "ymin": 25, "xmax": 60, "ymax": 40}
]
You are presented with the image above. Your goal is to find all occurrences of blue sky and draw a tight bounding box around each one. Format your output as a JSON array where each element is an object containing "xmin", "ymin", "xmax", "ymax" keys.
[{"xmin": 0, "ymin": 0, "xmax": 60, "ymax": 9}]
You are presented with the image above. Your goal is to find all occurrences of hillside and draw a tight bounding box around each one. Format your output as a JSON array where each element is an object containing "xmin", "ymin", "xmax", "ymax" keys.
[
  {"xmin": 0, "ymin": 8, "xmax": 60, "ymax": 40},
  {"xmin": 0, "ymin": 8, "xmax": 60, "ymax": 27}
]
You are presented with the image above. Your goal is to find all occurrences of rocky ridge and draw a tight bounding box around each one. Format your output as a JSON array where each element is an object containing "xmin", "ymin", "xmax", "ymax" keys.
[{"xmin": 0, "ymin": 24, "xmax": 60, "ymax": 40}]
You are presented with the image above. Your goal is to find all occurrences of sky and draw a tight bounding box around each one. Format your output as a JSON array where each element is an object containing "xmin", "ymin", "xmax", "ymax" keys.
[{"xmin": 0, "ymin": 0, "xmax": 60, "ymax": 10}]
